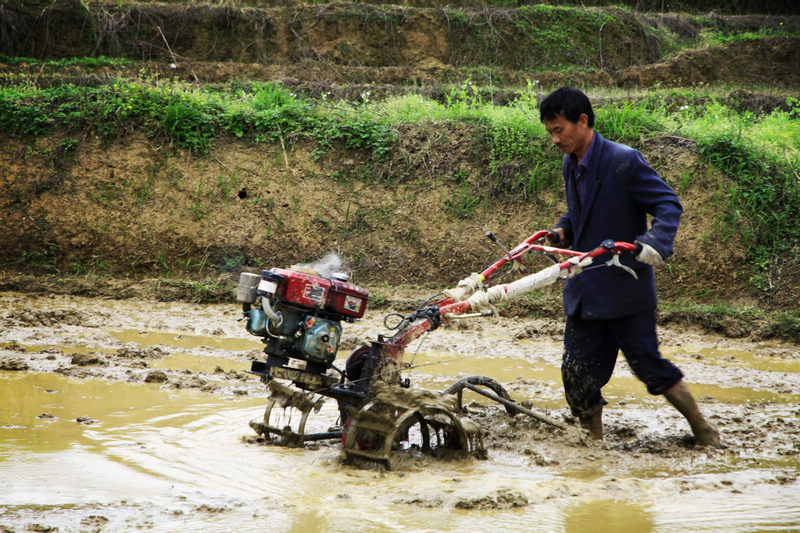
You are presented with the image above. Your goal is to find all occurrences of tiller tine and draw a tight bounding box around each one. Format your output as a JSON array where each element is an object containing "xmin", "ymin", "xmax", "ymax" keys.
[
  {"xmin": 342, "ymin": 382, "xmax": 486, "ymax": 469},
  {"xmin": 249, "ymin": 380, "xmax": 325, "ymax": 447}
]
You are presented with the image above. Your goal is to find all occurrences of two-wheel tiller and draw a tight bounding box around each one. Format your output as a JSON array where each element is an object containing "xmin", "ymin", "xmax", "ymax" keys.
[{"xmin": 236, "ymin": 230, "xmax": 638, "ymax": 468}]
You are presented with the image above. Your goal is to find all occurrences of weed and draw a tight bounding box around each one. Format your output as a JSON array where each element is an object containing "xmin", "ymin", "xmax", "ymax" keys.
[
  {"xmin": 191, "ymin": 180, "xmax": 204, "ymax": 221},
  {"xmin": 8, "ymin": 246, "xmax": 59, "ymax": 273},
  {"xmin": 698, "ymin": 133, "xmax": 800, "ymax": 290},
  {"xmin": 133, "ymin": 179, "xmax": 152, "ymax": 207},
  {"xmin": 595, "ymin": 99, "xmax": 662, "ymax": 144},
  {"xmin": 0, "ymin": 55, "xmax": 132, "ymax": 68},
  {"xmin": 59, "ymin": 138, "xmax": 78, "ymax": 152},
  {"xmin": 162, "ymin": 98, "xmax": 215, "ymax": 152},
  {"xmin": 251, "ymin": 82, "xmax": 296, "ymax": 111},
  {"xmin": 155, "ymin": 249, "xmax": 171, "ymax": 275},
  {"xmin": 0, "ymin": 93, "xmax": 50, "ymax": 135},
  {"xmin": 221, "ymin": 252, "xmax": 246, "ymax": 272},
  {"xmin": 678, "ymin": 170, "xmax": 692, "ymax": 194},
  {"xmin": 446, "ymin": 181, "xmax": 482, "ymax": 219},
  {"xmin": 368, "ymin": 292, "xmax": 388, "ymax": 307},
  {"xmin": 218, "ymin": 168, "xmax": 240, "ymax": 201}
]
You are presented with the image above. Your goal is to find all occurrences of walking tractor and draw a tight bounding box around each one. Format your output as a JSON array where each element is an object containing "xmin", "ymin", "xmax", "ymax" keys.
[{"xmin": 236, "ymin": 230, "xmax": 640, "ymax": 468}]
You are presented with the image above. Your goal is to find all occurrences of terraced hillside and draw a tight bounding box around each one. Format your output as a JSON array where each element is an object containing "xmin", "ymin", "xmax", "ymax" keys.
[{"xmin": 1, "ymin": 0, "xmax": 799, "ymax": 322}]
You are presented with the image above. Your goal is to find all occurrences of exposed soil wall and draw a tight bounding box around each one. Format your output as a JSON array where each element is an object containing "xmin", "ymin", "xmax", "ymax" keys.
[
  {"xmin": 3, "ymin": 123, "xmax": 797, "ymax": 315},
  {"xmin": 3, "ymin": 1, "xmax": 799, "ymax": 74}
]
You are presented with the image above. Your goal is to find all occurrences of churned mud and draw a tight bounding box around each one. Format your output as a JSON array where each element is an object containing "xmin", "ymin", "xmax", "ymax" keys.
[{"xmin": 1, "ymin": 290, "xmax": 799, "ymax": 532}]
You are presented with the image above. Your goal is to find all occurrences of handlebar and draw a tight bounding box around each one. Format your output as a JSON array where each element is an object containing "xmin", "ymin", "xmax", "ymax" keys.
[
  {"xmin": 480, "ymin": 232, "xmax": 639, "ymax": 284},
  {"xmin": 379, "ymin": 231, "xmax": 641, "ymax": 359}
]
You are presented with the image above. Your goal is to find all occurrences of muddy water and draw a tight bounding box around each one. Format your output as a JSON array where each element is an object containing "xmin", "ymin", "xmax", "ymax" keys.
[{"xmin": 1, "ymin": 293, "xmax": 799, "ymax": 532}]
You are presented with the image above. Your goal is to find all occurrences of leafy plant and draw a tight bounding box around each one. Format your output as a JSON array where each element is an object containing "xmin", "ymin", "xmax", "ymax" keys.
[
  {"xmin": 161, "ymin": 98, "xmax": 215, "ymax": 152},
  {"xmin": 0, "ymin": 93, "xmax": 50, "ymax": 135},
  {"xmin": 698, "ymin": 133, "xmax": 800, "ymax": 290},
  {"xmin": 251, "ymin": 82, "xmax": 296, "ymax": 111},
  {"xmin": 595, "ymin": 100, "xmax": 662, "ymax": 144}
]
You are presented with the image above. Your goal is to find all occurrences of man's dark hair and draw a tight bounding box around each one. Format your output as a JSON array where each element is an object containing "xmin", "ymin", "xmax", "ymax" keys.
[{"xmin": 539, "ymin": 87, "xmax": 595, "ymax": 128}]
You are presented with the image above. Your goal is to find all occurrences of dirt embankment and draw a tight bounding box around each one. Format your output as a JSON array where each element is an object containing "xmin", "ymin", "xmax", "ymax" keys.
[
  {"xmin": 0, "ymin": 128, "xmax": 772, "ymax": 303},
  {"xmin": 7, "ymin": 34, "xmax": 800, "ymax": 96},
  {"xmin": 1, "ymin": 2, "xmax": 799, "ymax": 323},
  {"xmin": 2, "ymin": 1, "xmax": 799, "ymax": 88}
]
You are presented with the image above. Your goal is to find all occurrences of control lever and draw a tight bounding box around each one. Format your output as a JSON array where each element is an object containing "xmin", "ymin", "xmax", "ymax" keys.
[
  {"xmin": 485, "ymin": 231, "xmax": 527, "ymax": 272},
  {"xmin": 601, "ymin": 239, "xmax": 638, "ymax": 279}
]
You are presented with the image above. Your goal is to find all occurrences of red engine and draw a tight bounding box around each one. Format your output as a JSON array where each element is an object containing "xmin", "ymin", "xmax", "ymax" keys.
[
  {"xmin": 259, "ymin": 268, "xmax": 368, "ymax": 319},
  {"xmin": 237, "ymin": 266, "xmax": 369, "ymax": 374}
]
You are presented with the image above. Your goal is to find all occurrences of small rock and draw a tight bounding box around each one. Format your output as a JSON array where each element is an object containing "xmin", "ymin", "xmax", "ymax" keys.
[
  {"xmin": 144, "ymin": 371, "xmax": 168, "ymax": 383},
  {"xmin": 81, "ymin": 515, "xmax": 109, "ymax": 528},
  {"xmin": 27, "ymin": 523, "xmax": 58, "ymax": 532},
  {"xmin": 6, "ymin": 340, "xmax": 26, "ymax": 352},
  {"xmin": 71, "ymin": 353, "xmax": 105, "ymax": 366}
]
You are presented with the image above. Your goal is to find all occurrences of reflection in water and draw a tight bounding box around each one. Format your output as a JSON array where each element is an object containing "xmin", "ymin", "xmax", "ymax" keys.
[
  {"xmin": 564, "ymin": 499, "xmax": 654, "ymax": 533},
  {"xmin": 410, "ymin": 351, "xmax": 800, "ymax": 408},
  {"xmin": 0, "ymin": 372, "xmax": 266, "ymax": 453},
  {"xmin": 664, "ymin": 345, "xmax": 800, "ymax": 374},
  {"xmin": 110, "ymin": 329, "xmax": 262, "ymax": 352}
]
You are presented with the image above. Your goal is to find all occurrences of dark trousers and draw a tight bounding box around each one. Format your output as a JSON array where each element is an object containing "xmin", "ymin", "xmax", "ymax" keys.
[{"xmin": 562, "ymin": 307, "xmax": 684, "ymax": 418}]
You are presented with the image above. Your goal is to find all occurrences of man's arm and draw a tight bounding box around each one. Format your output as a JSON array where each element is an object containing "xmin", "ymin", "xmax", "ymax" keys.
[{"xmin": 626, "ymin": 151, "xmax": 683, "ymax": 260}]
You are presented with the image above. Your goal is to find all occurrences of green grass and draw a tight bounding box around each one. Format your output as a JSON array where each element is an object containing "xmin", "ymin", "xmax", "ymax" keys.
[
  {"xmin": 662, "ymin": 301, "xmax": 800, "ymax": 343},
  {"xmin": 0, "ymin": 55, "xmax": 133, "ymax": 68},
  {"xmin": 649, "ymin": 95, "xmax": 800, "ymax": 289},
  {"xmin": 595, "ymin": 99, "xmax": 663, "ymax": 144}
]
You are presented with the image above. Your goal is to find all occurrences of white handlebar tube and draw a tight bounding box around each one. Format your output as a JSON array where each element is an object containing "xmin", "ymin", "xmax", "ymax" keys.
[
  {"xmin": 463, "ymin": 263, "xmax": 560, "ymax": 312},
  {"xmin": 465, "ymin": 256, "xmax": 591, "ymax": 313},
  {"xmin": 443, "ymin": 272, "xmax": 485, "ymax": 302}
]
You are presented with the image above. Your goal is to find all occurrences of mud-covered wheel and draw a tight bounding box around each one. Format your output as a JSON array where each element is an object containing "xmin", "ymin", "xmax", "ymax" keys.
[
  {"xmin": 342, "ymin": 383, "xmax": 485, "ymax": 469},
  {"xmin": 395, "ymin": 410, "xmax": 432, "ymax": 454},
  {"xmin": 443, "ymin": 375, "xmax": 517, "ymax": 415}
]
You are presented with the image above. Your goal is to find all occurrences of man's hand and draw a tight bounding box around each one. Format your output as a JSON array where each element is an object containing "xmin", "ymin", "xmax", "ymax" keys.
[
  {"xmin": 635, "ymin": 241, "xmax": 664, "ymax": 266},
  {"xmin": 548, "ymin": 228, "xmax": 569, "ymax": 248}
]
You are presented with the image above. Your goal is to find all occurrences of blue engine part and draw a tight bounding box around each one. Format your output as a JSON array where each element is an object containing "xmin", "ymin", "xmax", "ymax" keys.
[
  {"xmin": 244, "ymin": 297, "xmax": 342, "ymax": 365},
  {"xmin": 300, "ymin": 316, "xmax": 342, "ymax": 363}
]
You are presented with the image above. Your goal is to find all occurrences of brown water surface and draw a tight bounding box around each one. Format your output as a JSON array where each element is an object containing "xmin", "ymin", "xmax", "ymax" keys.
[{"xmin": 1, "ymin": 293, "xmax": 799, "ymax": 532}]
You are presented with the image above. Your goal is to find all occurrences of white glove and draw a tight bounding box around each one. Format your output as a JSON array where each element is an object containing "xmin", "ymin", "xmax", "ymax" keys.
[{"xmin": 635, "ymin": 242, "xmax": 664, "ymax": 267}]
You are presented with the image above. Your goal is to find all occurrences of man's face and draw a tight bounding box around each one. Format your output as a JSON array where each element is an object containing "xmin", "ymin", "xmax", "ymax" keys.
[{"xmin": 543, "ymin": 114, "xmax": 589, "ymax": 155}]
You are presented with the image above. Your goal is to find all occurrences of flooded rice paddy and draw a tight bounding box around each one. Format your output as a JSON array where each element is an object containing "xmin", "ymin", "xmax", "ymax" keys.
[{"xmin": 1, "ymin": 292, "xmax": 799, "ymax": 532}]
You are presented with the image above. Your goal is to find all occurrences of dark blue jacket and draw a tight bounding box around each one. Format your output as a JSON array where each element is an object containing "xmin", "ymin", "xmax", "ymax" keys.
[{"xmin": 556, "ymin": 132, "xmax": 682, "ymax": 319}]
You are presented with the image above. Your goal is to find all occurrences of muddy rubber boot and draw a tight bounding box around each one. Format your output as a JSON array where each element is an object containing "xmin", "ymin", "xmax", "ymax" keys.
[
  {"xmin": 579, "ymin": 408, "xmax": 603, "ymax": 440},
  {"xmin": 664, "ymin": 380, "xmax": 722, "ymax": 448}
]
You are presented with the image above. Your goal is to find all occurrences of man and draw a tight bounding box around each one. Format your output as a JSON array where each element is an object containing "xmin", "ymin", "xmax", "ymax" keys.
[{"xmin": 539, "ymin": 87, "xmax": 721, "ymax": 448}]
